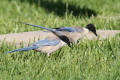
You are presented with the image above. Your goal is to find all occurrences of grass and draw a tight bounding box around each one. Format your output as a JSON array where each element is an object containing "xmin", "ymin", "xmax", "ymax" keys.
[{"xmin": 0, "ymin": 0, "xmax": 120, "ymax": 80}]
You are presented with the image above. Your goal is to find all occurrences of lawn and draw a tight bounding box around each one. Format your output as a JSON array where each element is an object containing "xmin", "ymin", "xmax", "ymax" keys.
[{"xmin": 0, "ymin": 0, "xmax": 120, "ymax": 80}]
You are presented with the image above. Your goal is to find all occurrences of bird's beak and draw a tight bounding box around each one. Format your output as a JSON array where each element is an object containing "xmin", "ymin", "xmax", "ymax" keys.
[{"xmin": 94, "ymin": 32, "xmax": 97, "ymax": 36}]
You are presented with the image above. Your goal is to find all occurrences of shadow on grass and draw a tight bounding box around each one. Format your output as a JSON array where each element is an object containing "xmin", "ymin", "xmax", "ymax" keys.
[{"xmin": 20, "ymin": 0, "xmax": 97, "ymax": 17}]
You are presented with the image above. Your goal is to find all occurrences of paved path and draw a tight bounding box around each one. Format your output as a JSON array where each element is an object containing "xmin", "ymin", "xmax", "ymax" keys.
[{"xmin": 0, "ymin": 30, "xmax": 120, "ymax": 46}]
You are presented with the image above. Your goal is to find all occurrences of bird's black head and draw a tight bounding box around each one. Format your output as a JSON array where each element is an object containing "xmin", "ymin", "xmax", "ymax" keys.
[{"xmin": 86, "ymin": 24, "xmax": 97, "ymax": 36}]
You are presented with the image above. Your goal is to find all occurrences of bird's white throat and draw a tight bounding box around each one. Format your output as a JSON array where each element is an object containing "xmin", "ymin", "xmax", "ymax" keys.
[{"xmin": 83, "ymin": 28, "xmax": 89, "ymax": 34}]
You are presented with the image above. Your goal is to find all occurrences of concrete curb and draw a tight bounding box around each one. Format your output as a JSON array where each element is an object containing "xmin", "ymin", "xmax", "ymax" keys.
[{"xmin": 0, "ymin": 30, "xmax": 120, "ymax": 46}]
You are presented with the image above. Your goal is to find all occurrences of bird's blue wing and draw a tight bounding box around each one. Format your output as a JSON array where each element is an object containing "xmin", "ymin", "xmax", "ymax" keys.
[
  {"xmin": 32, "ymin": 38, "xmax": 60, "ymax": 46},
  {"xmin": 55, "ymin": 27, "xmax": 80, "ymax": 32},
  {"xmin": 22, "ymin": 22, "xmax": 83, "ymax": 32}
]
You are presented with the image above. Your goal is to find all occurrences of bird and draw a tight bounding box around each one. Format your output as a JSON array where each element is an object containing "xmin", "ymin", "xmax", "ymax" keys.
[
  {"xmin": 22, "ymin": 22, "xmax": 97, "ymax": 45},
  {"xmin": 4, "ymin": 37, "xmax": 66, "ymax": 56},
  {"xmin": 4, "ymin": 23, "xmax": 97, "ymax": 56}
]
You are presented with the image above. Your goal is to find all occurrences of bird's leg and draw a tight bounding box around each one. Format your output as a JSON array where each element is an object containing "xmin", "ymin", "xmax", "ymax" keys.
[
  {"xmin": 69, "ymin": 43, "xmax": 75, "ymax": 49},
  {"xmin": 47, "ymin": 53, "xmax": 51, "ymax": 56}
]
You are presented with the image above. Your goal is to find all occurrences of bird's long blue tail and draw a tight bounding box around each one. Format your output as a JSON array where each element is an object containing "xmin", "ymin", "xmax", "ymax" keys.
[
  {"xmin": 22, "ymin": 22, "xmax": 55, "ymax": 32},
  {"xmin": 4, "ymin": 46, "xmax": 38, "ymax": 54}
]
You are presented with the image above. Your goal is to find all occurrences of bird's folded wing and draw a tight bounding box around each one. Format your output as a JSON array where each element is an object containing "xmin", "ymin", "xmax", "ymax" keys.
[
  {"xmin": 22, "ymin": 22, "xmax": 82, "ymax": 33},
  {"xmin": 53, "ymin": 27, "xmax": 83, "ymax": 32},
  {"xmin": 32, "ymin": 37, "xmax": 61, "ymax": 46},
  {"xmin": 33, "ymin": 37, "xmax": 66, "ymax": 54}
]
